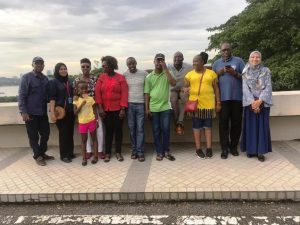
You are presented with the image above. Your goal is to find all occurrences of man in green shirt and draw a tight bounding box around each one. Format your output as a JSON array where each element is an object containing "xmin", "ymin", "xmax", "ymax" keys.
[{"xmin": 144, "ymin": 53, "xmax": 176, "ymax": 161}]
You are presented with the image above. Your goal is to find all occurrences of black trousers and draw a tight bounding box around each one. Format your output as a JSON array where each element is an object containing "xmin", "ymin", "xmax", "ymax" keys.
[
  {"xmin": 25, "ymin": 115, "xmax": 50, "ymax": 159},
  {"xmin": 56, "ymin": 112, "xmax": 75, "ymax": 159},
  {"xmin": 103, "ymin": 111, "xmax": 123, "ymax": 155},
  {"xmin": 219, "ymin": 100, "xmax": 243, "ymax": 151}
]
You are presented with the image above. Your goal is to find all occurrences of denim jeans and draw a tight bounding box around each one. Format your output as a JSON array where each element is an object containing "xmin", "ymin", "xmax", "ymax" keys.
[
  {"xmin": 127, "ymin": 103, "xmax": 145, "ymax": 156},
  {"xmin": 151, "ymin": 109, "xmax": 172, "ymax": 156}
]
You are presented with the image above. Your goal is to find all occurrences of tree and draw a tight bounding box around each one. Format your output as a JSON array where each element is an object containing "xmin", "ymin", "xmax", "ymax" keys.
[{"xmin": 207, "ymin": 0, "xmax": 300, "ymax": 91}]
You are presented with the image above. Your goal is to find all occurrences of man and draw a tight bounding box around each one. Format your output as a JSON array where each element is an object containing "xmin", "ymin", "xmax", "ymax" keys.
[
  {"xmin": 144, "ymin": 53, "xmax": 176, "ymax": 161},
  {"xmin": 124, "ymin": 57, "xmax": 148, "ymax": 162},
  {"xmin": 18, "ymin": 57, "xmax": 54, "ymax": 166},
  {"xmin": 168, "ymin": 52, "xmax": 192, "ymax": 135},
  {"xmin": 212, "ymin": 43, "xmax": 245, "ymax": 159}
]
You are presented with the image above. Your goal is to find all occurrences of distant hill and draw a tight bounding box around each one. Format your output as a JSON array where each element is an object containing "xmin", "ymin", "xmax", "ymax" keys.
[{"xmin": 0, "ymin": 77, "xmax": 20, "ymax": 86}]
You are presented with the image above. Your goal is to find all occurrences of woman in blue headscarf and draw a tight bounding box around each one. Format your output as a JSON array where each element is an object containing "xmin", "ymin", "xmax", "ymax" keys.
[{"xmin": 241, "ymin": 51, "xmax": 273, "ymax": 162}]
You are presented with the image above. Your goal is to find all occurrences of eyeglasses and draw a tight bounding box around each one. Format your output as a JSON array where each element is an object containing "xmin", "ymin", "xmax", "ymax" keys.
[{"xmin": 81, "ymin": 65, "xmax": 90, "ymax": 69}]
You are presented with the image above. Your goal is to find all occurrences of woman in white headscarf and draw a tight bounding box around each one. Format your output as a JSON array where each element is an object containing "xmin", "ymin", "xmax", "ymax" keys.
[{"xmin": 241, "ymin": 51, "xmax": 273, "ymax": 162}]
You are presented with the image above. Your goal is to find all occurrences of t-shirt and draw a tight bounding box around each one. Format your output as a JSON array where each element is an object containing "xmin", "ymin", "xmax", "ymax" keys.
[
  {"xmin": 144, "ymin": 70, "xmax": 172, "ymax": 112},
  {"xmin": 73, "ymin": 96, "xmax": 95, "ymax": 124},
  {"xmin": 167, "ymin": 62, "xmax": 193, "ymax": 91},
  {"xmin": 123, "ymin": 69, "xmax": 147, "ymax": 103},
  {"xmin": 185, "ymin": 69, "xmax": 218, "ymax": 109}
]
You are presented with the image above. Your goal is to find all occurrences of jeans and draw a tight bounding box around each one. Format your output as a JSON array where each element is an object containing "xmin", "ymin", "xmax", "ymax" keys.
[
  {"xmin": 170, "ymin": 90, "xmax": 188, "ymax": 125},
  {"xmin": 219, "ymin": 100, "xmax": 243, "ymax": 151},
  {"xmin": 151, "ymin": 109, "xmax": 172, "ymax": 156},
  {"xmin": 25, "ymin": 115, "xmax": 50, "ymax": 159},
  {"xmin": 127, "ymin": 103, "xmax": 145, "ymax": 156}
]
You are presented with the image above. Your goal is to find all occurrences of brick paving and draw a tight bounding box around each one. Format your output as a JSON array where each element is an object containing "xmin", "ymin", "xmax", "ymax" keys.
[{"xmin": 0, "ymin": 141, "xmax": 299, "ymax": 202}]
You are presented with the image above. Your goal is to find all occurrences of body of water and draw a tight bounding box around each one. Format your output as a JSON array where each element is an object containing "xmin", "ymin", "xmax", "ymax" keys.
[{"xmin": 0, "ymin": 86, "xmax": 19, "ymax": 97}]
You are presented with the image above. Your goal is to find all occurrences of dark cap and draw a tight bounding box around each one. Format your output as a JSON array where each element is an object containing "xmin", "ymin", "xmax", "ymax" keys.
[
  {"xmin": 154, "ymin": 53, "xmax": 165, "ymax": 60},
  {"xmin": 32, "ymin": 56, "xmax": 44, "ymax": 63}
]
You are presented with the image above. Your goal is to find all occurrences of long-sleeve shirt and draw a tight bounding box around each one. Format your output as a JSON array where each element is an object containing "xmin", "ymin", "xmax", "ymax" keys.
[
  {"xmin": 18, "ymin": 71, "xmax": 49, "ymax": 115},
  {"xmin": 95, "ymin": 72, "xmax": 128, "ymax": 111}
]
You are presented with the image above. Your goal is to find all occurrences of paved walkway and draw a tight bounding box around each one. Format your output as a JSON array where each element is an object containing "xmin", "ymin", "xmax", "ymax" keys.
[{"xmin": 0, "ymin": 141, "xmax": 300, "ymax": 202}]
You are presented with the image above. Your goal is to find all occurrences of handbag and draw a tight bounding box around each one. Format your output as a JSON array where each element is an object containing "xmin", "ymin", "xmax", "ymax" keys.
[{"xmin": 184, "ymin": 71, "xmax": 205, "ymax": 112}]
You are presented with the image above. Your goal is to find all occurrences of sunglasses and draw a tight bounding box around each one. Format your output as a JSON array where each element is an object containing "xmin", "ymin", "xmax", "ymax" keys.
[{"xmin": 81, "ymin": 65, "xmax": 90, "ymax": 69}]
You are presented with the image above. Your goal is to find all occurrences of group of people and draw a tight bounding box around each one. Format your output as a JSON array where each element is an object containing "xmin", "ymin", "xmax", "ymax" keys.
[{"xmin": 18, "ymin": 42, "xmax": 273, "ymax": 166}]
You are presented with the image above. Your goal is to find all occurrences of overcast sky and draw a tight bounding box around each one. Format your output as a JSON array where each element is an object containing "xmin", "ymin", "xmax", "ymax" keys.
[{"xmin": 0, "ymin": 0, "xmax": 248, "ymax": 77}]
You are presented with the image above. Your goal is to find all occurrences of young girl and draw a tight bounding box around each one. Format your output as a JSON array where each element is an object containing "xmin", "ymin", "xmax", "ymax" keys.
[
  {"xmin": 184, "ymin": 52, "xmax": 221, "ymax": 159},
  {"xmin": 73, "ymin": 81, "xmax": 98, "ymax": 166}
]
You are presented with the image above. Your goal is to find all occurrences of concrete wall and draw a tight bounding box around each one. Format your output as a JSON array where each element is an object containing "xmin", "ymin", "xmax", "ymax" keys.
[{"xmin": 0, "ymin": 91, "xmax": 300, "ymax": 148}]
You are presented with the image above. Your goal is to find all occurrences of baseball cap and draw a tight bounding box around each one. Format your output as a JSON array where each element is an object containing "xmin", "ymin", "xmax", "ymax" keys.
[
  {"xmin": 154, "ymin": 53, "xmax": 165, "ymax": 60},
  {"xmin": 32, "ymin": 56, "xmax": 44, "ymax": 63}
]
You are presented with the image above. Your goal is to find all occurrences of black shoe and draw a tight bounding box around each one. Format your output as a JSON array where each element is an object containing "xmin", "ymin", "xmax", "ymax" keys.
[
  {"xmin": 247, "ymin": 153, "xmax": 257, "ymax": 158},
  {"xmin": 35, "ymin": 156, "xmax": 46, "ymax": 166},
  {"xmin": 61, "ymin": 157, "xmax": 71, "ymax": 163},
  {"xmin": 206, "ymin": 148, "xmax": 213, "ymax": 158},
  {"xmin": 258, "ymin": 154, "xmax": 265, "ymax": 162},
  {"xmin": 42, "ymin": 154, "xmax": 55, "ymax": 160},
  {"xmin": 221, "ymin": 150, "xmax": 228, "ymax": 159},
  {"xmin": 196, "ymin": 149, "xmax": 205, "ymax": 159},
  {"xmin": 165, "ymin": 153, "xmax": 176, "ymax": 161},
  {"xmin": 230, "ymin": 149, "xmax": 239, "ymax": 156}
]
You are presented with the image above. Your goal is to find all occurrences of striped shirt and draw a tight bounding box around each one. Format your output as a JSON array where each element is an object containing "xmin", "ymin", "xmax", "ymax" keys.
[{"xmin": 123, "ymin": 69, "xmax": 147, "ymax": 103}]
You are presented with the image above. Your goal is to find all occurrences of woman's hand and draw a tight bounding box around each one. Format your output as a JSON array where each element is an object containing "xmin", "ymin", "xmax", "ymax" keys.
[
  {"xmin": 182, "ymin": 87, "xmax": 190, "ymax": 94},
  {"xmin": 251, "ymin": 99, "xmax": 263, "ymax": 111},
  {"xmin": 50, "ymin": 112, "xmax": 57, "ymax": 123},
  {"xmin": 99, "ymin": 108, "xmax": 106, "ymax": 119},
  {"xmin": 119, "ymin": 108, "xmax": 126, "ymax": 119}
]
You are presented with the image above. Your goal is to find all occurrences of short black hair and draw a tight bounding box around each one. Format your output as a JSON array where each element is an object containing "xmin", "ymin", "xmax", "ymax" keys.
[
  {"xmin": 80, "ymin": 58, "xmax": 91, "ymax": 65},
  {"xmin": 101, "ymin": 56, "xmax": 118, "ymax": 70},
  {"xmin": 199, "ymin": 52, "xmax": 209, "ymax": 64}
]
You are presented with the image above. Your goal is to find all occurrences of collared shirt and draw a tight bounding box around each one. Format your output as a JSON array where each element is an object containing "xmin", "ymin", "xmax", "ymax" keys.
[
  {"xmin": 212, "ymin": 56, "xmax": 245, "ymax": 101},
  {"xmin": 123, "ymin": 69, "xmax": 147, "ymax": 103},
  {"xmin": 167, "ymin": 62, "xmax": 193, "ymax": 91},
  {"xmin": 18, "ymin": 71, "xmax": 49, "ymax": 115},
  {"xmin": 144, "ymin": 70, "xmax": 172, "ymax": 112},
  {"xmin": 95, "ymin": 73, "xmax": 128, "ymax": 111}
]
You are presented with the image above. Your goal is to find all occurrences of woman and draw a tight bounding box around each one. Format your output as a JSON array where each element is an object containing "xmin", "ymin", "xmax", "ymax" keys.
[
  {"xmin": 184, "ymin": 52, "xmax": 221, "ymax": 159},
  {"xmin": 49, "ymin": 63, "xmax": 75, "ymax": 163},
  {"xmin": 95, "ymin": 56, "xmax": 128, "ymax": 162},
  {"xmin": 73, "ymin": 58, "xmax": 104, "ymax": 160},
  {"xmin": 241, "ymin": 51, "xmax": 273, "ymax": 162}
]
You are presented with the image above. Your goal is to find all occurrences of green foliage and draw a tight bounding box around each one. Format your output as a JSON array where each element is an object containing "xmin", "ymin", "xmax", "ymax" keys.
[
  {"xmin": 207, "ymin": 0, "xmax": 300, "ymax": 90},
  {"xmin": 0, "ymin": 96, "xmax": 17, "ymax": 103}
]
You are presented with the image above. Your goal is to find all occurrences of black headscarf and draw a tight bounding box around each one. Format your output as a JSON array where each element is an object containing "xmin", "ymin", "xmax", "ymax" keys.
[{"xmin": 54, "ymin": 62, "xmax": 68, "ymax": 83}]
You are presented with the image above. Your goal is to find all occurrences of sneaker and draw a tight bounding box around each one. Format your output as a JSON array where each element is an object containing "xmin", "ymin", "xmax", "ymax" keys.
[
  {"xmin": 42, "ymin": 154, "xmax": 54, "ymax": 160},
  {"xmin": 98, "ymin": 152, "xmax": 105, "ymax": 159},
  {"xmin": 35, "ymin": 156, "xmax": 46, "ymax": 166},
  {"xmin": 165, "ymin": 153, "xmax": 176, "ymax": 161},
  {"xmin": 196, "ymin": 149, "xmax": 205, "ymax": 159},
  {"xmin": 175, "ymin": 124, "xmax": 184, "ymax": 135},
  {"xmin": 206, "ymin": 148, "xmax": 213, "ymax": 158}
]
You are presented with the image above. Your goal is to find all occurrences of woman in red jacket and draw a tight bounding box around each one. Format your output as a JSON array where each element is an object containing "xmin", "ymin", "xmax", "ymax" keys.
[{"xmin": 95, "ymin": 56, "xmax": 128, "ymax": 162}]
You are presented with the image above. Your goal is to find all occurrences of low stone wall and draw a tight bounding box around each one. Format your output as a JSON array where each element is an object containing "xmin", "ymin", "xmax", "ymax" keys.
[{"xmin": 0, "ymin": 91, "xmax": 299, "ymax": 148}]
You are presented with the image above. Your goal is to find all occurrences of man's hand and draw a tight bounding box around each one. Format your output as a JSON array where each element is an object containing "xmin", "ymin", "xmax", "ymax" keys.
[
  {"xmin": 216, "ymin": 102, "xmax": 221, "ymax": 112},
  {"xmin": 50, "ymin": 112, "xmax": 57, "ymax": 123},
  {"xmin": 160, "ymin": 60, "xmax": 168, "ymax": 70},
  {"xmin": 21, "ymin": 113, "xmax": 31, "ymax": 122},
  {"xmin": 217, "ymin": 68, "xmax": 225, "ymax": 76},
  {"xmin": 145, "ymin": 109, "xmax": 152, "ymax": 120},
  {"xmin": 225, "ymin": 67, "xmax": 237, "ymax": 76}
]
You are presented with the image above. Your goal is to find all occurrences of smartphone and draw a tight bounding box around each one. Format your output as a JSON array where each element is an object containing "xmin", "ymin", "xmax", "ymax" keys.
[{"xmin": 225, "ymin": 65, "xmax": 232, "ymax": 69}]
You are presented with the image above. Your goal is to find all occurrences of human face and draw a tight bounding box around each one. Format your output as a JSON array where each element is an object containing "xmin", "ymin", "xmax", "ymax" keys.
[
  {"xmin": 193, "ymin": 55, "xmax": 204, "ymax": 72},
  {"xmin": 32, "ymin": 60, "xmax": 45, "ymax": 73},
  {"xmin": 59, "ymin": 65, "xmax": 68, "ymax": 77},
  {"xmin": 154, "ymin": 58, "xmax": 164, "ymax": 70},
  {"xmin": 126, "ymin": 58, "xmax": 137, "ymax": 73},
  {"xmin": 249, "ymin": 52, "xmax": 261, "ymax": 66},
  {"xmin": 221, "ymin": 43, "xmax": 232, "ymax": 60},
  {"xmin": 81, "ymin": 63, "xmax": 91, "ymax": 76},
  {"xmin": 78, "ymin": 83, "xmax": 88, "ymax": 95},
  {"xmin": 102, "ymin": 61, "xmax": 113, "ymax": 74},
  {"xmin": 173, "ymin": 52, "xmax": 183, "ymax": 68}
]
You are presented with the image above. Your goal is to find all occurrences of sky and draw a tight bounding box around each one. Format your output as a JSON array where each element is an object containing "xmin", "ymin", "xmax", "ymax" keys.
[{"xmin": 0, "ymin": 0, "xmax": 248, "ymax": 77}]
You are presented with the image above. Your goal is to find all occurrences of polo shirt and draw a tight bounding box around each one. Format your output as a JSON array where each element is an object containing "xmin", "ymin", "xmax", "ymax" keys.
[
  {"xmin": 212, "ymin": 56, "xmax": 245, "ymax": 101},
  {"xmin": 144, "ymin": 70, "xmax": 172, "ymax": 112}
]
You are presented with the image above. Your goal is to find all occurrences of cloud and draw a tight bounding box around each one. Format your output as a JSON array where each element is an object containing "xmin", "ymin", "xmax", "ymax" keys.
[{"xmin": 0, "ymin": 0, "xmax": 248, "ymax": 76}]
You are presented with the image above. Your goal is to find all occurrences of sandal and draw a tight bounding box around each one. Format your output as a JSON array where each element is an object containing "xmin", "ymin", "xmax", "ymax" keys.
[
  {"xmin": 156, "ymin": 155, "xmax": 164, "ymax": 161},
  {"xmin": 91, "ymin": 157, "xmax": 98, "ymax": 164},
  {"xmin": 138, "ymin": 155, "xmax": 145, "ymax": 162},
  {"xmin": 82, "ymin": 159, "xmax": 87, "ymax": 166},
  {"xmin": 165, "ymin": 153, "xmax": 176, "ymax": 161},
  {"xmin": 104, "ymin": 154, "xmax": 111, "ymax": 163},
  {"xmin": 131, "ymin": 153, "xmax": 137, "ymax": 159},
  {"xmin": 116, "ymin": 153, "xmax": 124, "ymax": 162}
]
